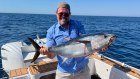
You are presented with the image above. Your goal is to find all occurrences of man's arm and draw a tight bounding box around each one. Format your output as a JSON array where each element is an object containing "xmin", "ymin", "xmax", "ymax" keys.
[{"xmin": 39, "ymin": 29, "xmax": 56, "ymax": 59}]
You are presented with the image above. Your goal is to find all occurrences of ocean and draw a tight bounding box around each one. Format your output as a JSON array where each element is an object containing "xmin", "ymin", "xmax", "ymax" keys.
[{"xmin": 0, "ymin": 13, "xmax": 140, "ymax": 78}]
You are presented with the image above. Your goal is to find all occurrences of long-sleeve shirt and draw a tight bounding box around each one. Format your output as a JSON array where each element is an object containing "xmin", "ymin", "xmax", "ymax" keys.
[{"xmin": 46, "ymin": 19, "xmax": 89, "ymax": 73}]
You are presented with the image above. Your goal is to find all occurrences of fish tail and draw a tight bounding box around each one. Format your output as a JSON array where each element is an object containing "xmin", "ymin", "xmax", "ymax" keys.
[
  {"xmin": 28, "ymin": 37, "xmax": 41, "ymax": 63},
  {"xmin": 31, "ymin": 51, "xmax": 40, "ymax": 63}
]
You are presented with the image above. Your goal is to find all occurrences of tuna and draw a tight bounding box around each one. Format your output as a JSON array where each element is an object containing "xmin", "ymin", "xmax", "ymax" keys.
[{"xmin": 28, "ymin": 33, "xmax": 116, "ymax": 63}]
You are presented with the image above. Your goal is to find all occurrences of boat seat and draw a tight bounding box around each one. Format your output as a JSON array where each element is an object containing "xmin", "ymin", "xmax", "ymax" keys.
[
  {"xmin": 21, "ymin": 45, "xmax": 35, "ymax": 54},
  {"xmin": 28, "ymin": 60, "xmax": 58, "ymax": 79},
  {"xmin": 21, "ymin": 45, "xmax": 46, "ymax": 63}
]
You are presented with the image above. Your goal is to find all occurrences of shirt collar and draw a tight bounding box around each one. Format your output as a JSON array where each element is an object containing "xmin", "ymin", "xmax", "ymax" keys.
[{"xmin": 56, "ymin": 19, "xmax": 72, "ymax": 30}]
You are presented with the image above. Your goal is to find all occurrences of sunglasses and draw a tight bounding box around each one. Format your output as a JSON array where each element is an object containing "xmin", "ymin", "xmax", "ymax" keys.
[{"xmin": 58, "ymin": 12, "xmax": 69, "ymax": 17}]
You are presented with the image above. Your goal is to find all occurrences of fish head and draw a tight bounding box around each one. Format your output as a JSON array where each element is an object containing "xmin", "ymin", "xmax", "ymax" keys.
[{"xmin": 91, "ymin": 33, "xmax": 116, "ymax": 51}]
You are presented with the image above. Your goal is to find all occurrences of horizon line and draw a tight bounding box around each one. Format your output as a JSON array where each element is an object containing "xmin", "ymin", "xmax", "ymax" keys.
[{"xmin": 0, "ymin": 12, "xmax": 140, "ymax": 18}]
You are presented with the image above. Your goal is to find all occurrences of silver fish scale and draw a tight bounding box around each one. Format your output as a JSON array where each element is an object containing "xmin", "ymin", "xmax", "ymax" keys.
[
  {"xmin": 50, "ymin": 42, "xmax": 89, "ymax": 57},
  {"xmin": 48, "ymin": 34, "xmax": 116, "ymax": 57}
]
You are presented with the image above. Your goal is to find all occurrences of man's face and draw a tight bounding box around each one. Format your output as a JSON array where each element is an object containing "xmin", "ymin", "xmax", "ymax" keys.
[{"xmin": 56, "ymin": 8, "xmax": 70, "ymax": 26}]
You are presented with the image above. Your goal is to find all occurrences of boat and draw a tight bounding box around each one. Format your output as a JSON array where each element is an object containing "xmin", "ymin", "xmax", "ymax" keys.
[{"xmin": 1, "ymin": 36, "xmax": 140, "ymax": 79}]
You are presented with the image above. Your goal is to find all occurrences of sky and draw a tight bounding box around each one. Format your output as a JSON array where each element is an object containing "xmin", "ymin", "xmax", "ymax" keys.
[{"xmin": 0, "ymin": 0, "xmax": 140, "ymax": 17}]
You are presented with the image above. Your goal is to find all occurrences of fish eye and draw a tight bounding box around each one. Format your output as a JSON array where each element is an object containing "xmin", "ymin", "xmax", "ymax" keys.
[{"xmin": 104, "ymin": 35, "xmax": 107, "ymax": 38}]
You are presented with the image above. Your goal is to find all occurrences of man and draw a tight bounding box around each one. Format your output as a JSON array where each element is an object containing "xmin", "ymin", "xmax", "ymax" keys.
[{"xmin": 40, "ymin": 2, "xmax": 91, "ymax": 79}]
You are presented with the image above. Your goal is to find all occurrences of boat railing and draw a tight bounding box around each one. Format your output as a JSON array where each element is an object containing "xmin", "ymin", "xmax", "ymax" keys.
[{"xmin": 99, "ymin": 54, "xmax": 140, "ymax": 78}]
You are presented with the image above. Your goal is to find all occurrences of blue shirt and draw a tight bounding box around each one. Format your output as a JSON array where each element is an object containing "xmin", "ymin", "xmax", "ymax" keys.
[{"xmin": 46, "ymin": 20, "xmax": 89, "ymax": 73}]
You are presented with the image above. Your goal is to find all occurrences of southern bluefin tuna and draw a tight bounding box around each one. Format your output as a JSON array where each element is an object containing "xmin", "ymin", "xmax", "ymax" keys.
[{"xmin": 28, "ymin": 33, "xmax": 116, "ymax": 63}]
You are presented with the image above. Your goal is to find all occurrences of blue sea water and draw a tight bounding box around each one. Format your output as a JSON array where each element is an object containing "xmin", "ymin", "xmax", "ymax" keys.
[{"xmin": 0, "ymin": 13, "xmax": 140, "ymax": 78}]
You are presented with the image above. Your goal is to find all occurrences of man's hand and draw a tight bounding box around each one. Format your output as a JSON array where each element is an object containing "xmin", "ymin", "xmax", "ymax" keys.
[
  {"xmin": 39, "ymin": 46, "xmax": 55, "ymax": 58},
  {"xmin": 40, "ymin": 46, "xmax": 49, "ymax": 55}
]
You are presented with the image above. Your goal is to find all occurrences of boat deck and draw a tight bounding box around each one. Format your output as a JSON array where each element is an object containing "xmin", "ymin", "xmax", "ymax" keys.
[
  {"xmin": 10, "ymin": 67, "xmax": 28, "ymax": 78},
  {"xmin": 9, "ymin": 56, "xmax": 101, "ymax": 79},
  {"xmin": 10, "ymin": 59, "xmax": 57, "ymax": 78},
  {"xmin": 9, "ymin": 53, "xmax": 140, "ymax": 79}
]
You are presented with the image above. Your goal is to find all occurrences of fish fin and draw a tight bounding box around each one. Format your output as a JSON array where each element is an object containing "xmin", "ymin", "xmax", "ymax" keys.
[
  {"xmin": 77, "ymin": 40, "xmax": 92, "ymax": 52},
  {"xmin": 77, "ymin": 40, "xmax": 93, "ymax": 54},
  {"xmin": 28, "ymin": 37, "xmax": 41, "ymax": 63},
  {"xmin": 28, "ymin": 37, "xmax": 40, "ymax": 50},
  {"xmin": 76, "ymin": 40, "xmax": 91, "ymax": 43},
  {"xmin": 31, "ymin": 51, "xmax": 40, "ymax": 63}
]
